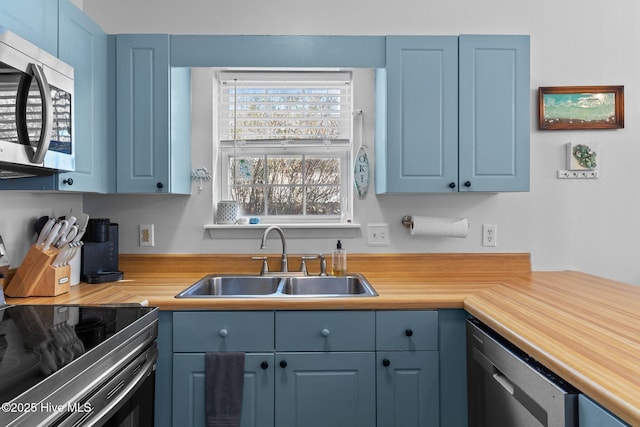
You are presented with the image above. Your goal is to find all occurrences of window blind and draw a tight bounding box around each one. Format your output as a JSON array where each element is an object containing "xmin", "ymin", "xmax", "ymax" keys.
[{"xmin": 218, "ymin": 71, "xmax": 352, "ymax": 143}]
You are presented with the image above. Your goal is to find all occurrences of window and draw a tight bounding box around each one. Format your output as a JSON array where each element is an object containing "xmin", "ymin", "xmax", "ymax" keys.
[{"xmin": 217, "ymin": 71, "xmax": 353, "ymax": 223}]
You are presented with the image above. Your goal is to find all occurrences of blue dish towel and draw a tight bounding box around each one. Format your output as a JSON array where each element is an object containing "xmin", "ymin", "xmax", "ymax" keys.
[{"xmin": 205, "ymin": 352, "xmax": 245, "ymax": 427}]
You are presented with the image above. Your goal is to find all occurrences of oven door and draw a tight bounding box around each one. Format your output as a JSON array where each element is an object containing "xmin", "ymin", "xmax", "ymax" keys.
[{"xmin": 57, "ymin": 344, "xmax": 157, "ymax": 427}]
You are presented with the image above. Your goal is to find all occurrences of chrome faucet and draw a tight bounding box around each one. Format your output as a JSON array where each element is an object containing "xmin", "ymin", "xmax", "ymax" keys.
[{"xmin": 260, "ymin": 226, "xmax": 288, "ymax": 273}]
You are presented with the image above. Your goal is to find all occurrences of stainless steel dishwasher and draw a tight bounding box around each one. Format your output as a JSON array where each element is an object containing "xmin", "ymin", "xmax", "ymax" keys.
[{"xmin": 467, "ymin": 318, "xmax": 578, "ymax": 427}]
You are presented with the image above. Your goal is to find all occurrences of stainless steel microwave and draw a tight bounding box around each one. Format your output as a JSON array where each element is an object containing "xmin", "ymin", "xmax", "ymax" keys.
[{"xmin": 0, "ymin": 26, "xmax": 74, "ymax": 179}]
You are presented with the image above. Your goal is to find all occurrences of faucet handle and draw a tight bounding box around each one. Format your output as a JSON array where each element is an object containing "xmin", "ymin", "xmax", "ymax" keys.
[
  {"xmin": 299, "ymin": 255, "xmax": 318, "ymax": 275},
  {"xmin": 251, "ymin": 256, "xmax": 269, "ymax": 275}
]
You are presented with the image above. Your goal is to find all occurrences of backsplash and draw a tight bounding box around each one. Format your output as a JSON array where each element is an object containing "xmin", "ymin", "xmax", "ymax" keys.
[{"xmin": 0, "ymin": 192, "xmax": 82, "ymax": 269}]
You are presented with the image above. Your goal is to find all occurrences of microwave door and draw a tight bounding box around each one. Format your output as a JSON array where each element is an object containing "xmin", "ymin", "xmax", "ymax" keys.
[{"xmin": 16, "ymin": 63, "xmax": 52, "ymax": 164}]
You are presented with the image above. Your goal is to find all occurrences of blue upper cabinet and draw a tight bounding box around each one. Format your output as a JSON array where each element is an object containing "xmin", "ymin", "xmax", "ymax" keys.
[
  {"xmin": 57, "ymin": 0, "xmax": 109, "ymax": 193},
  {"xmin": 377, "ymin": 36, "xmax": 459, "ymax": 193},
  {"xmin": 376, "ymin": 35, "xmax": 530, "ymax": 193},
  {"xmin": 116, "ymin": 35, "xmax": 191, "ymax": 194},
  {"xmin": 0, "ymin": 0, "xmax": 58, "ymax": 55},
  {"xmin": 0, "ymin": 0, "xmax": 109, "ymax": 192},
  {"xmin": 458, "ymin": 35, "xmax": 530, "ymax": 192}
]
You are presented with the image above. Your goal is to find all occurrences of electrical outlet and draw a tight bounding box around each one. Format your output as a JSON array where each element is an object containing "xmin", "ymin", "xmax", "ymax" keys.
[
  {"xmin": 367, "ymin": 223, "xmax": 390, "ymax": 246},
  {"xmin": 139, "ymin": 224, "xmax": 154, "ymax": 247},
  {"xmin": 482, "ymin": 224, "xmax": 497, "ymax": 247}
]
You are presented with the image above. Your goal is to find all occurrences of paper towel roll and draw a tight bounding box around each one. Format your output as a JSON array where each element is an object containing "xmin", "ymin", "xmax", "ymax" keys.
[{"xmin": 410, "ymin": 216, "xmax": 469, "ymax": 238}]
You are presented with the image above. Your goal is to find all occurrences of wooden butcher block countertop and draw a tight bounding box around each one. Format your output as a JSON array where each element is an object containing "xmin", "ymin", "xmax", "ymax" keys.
[
  {"xmin": 5, "ymin": 253, "xmax": 640, "ymax": 425},
  {"xmin": 6, "ymin": 253, "xmax": 529, "ymax": 309},
  {"xmin": 465, "ymin": 271, "xmax": 640, "ymax": 426}
]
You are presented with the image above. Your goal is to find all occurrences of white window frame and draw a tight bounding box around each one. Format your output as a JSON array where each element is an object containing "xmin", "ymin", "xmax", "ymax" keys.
[{"xmin": 215, "ymin": 70, "xmax": 354, "ymax": 224}]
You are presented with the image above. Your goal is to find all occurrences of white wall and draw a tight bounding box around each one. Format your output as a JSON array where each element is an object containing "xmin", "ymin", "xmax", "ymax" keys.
[
  {"xmin": 29, "ymin": 0, "xmax": 640, "ymax": 284},
  {"xmin": 0, "ymin": 193, "xmax": 83, "ymax": 269}
]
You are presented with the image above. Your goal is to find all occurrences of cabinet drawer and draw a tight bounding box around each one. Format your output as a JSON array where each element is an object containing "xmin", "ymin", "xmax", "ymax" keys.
[
  {"xmin": 376, "ymin": 310, "xmax": 438, "ymax": 350},
  {"xmin": 173, "ymin": 311, "xmax": 274, "ymax": 352},
  {"xmin": 276, "ymin": 311, "xmax": 375, "ymax": 351}
]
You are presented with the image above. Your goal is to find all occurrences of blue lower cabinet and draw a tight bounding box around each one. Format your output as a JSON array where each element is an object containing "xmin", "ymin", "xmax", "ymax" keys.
[
  {"xmin": 579, "ymin": 395, "xmax": 629, "ymax": 427},
  {"xmin": 275, "ymin": 352, "xmax": 376, "ymax": 427},
  {"xmin": 438, "ymin": 309, "xmax": 469, "ymax": 427},
  {"xmin": 377, "ymin": 351, "xmax": 440, "ymax": 427},
  {"xmin": 155, "ymin": 311, "xmax": 173, "ymax": 427},
  {"xmin": 168, "ymin": 310, "xmax": 451, "ymax": 427},
  {"xmin": 172, "ymin": 353, "xmax": 275, "ymax": 427}
]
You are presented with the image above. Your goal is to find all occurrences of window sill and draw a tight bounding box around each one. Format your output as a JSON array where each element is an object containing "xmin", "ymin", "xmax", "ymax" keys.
[{"xmin": 204, "ymin": 223, "xmax": 362, "ymax": 239}]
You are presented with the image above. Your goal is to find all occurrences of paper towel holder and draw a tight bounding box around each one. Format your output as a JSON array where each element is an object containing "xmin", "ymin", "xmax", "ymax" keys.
[{"xmin": 401, "ymin": 215, "xmax": 413, "ymax": 229}]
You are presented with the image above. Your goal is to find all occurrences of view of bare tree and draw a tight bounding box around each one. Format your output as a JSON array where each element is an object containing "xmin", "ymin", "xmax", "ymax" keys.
[{"xmin": 230, "ymin": 156, "xmax": 341, "ymax": 216}]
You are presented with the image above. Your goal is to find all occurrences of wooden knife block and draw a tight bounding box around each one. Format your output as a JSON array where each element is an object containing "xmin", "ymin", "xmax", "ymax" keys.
[{"xmin": 4, "ymin": 244, "xmax": 70, "ymax": 297}]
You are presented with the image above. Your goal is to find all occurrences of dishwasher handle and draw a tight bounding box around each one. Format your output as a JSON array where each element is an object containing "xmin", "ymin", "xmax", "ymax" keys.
[
  {"xmin": 473, "ymin": 346, "xmax": 516, "ymax": 395},
  {"xmin": 492, "ymin": 368, "xmax": 515, "ymax": 395}
]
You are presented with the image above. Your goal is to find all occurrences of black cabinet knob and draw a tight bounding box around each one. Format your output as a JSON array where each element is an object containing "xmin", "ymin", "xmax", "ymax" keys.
[
  {"xmin": 156, "ymin": 182, "xmax": 164, "ymax": 189},
  {"xmin": 62, "ymin": 178, "xmax": 74, "ymax": 186},
  {"xmin": 405, "ymin": 329, "xmax": 414, "ymax": 337},
  {"xmin": 448, "ymin": 182, "xmax": 456, "ymax": 189},
  {"xmin": 464, "ymin": 181, "xmax": 471, "ymax": 187},
  {"xmin": 382, "ymin": 358, "xmax": 390, "ymax": 367},
  {"xmin": 279, "ymin": 360, "xmax": 287, "ymax": 369},
  {"xmin": 261, "ymin": 361, "xmax": 269, "ymax": 370}
]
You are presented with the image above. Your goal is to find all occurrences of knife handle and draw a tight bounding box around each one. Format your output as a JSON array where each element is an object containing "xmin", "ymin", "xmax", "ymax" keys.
[
  {"xmin": 42, "ymin": 223, "xmax": 61, "ymax": 251},
  {"xmin": 36, "ymin": 218, "xmax": 56, "ymax": 246}
]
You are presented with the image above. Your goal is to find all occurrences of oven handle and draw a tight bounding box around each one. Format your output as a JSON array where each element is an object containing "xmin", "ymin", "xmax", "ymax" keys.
[
  {"xmin": 59, "ymin": 346, "xmax": 158, "ymax": 427},
  {"xmin": 16, "ymin": 63, "xmax": 53, "ymax": 164}
]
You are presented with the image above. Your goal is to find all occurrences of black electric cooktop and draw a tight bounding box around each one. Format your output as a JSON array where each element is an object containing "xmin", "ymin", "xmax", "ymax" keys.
[{"xmin": 0, "ymin": 304, "xmax": 156, "ymax": 404}]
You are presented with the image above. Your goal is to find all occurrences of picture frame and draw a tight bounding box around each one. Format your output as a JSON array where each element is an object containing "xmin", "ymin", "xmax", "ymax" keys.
[{"xmin": 538, "ymin": 85, "xmax": 624, "ymax": 130}]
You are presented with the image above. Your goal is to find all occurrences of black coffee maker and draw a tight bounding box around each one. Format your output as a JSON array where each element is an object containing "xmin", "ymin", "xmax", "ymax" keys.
[{"xmin": 81, "ymin": 219, "xmax": 124, "ymax": 284}]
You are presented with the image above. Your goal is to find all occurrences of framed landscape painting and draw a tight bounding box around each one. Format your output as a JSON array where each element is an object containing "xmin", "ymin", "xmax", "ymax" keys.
[{"xmin": 538, "ymin": 86, "xmax": 624, "ymax": 130}]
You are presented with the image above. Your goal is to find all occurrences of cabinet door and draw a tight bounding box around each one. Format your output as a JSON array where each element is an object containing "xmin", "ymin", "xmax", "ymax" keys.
[
  {"xmin": 0, "ymin": 0, "xmax": 58, "ymax": 55},
  {"xmin": 173, "ymin": 353, "xmax": 275, "ymax": 427},
  {"xmin": 275, "ymin": 352, "xmax": 376, "ymax": 427},
  {"xmin": 377, "ymin": 351, "xmax": 439, "ymax": 427},
  {"xmin": 379, "ymin": 36, "xmax": 459, "ymax": 193},
  {"xmin": 57, "ymin": 0, "xmax": 109, "ymax": 193},
  {"xmin": 458, "ymin": 35, "xmax": 530, "ymax": 192},
  {"xmin": 116, "ymin": 34, "xmax": 171, "ymax": 193},
  {"xmin": 579, "ymin": 395, "xmax": 629, "ymax": 427}
]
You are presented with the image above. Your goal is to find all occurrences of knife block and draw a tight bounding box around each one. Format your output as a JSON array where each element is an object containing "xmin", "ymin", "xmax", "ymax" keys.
[
  {"xmin": 4, "ymin": 244, "xmax": 70, "ymax": 297},
  {"xmin": 32, "ymin": 264, "xmax": 71, "ymax": 296}
]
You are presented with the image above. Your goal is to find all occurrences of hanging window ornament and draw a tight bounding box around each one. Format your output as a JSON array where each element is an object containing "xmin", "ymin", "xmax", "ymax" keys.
[
  {"xmin": 354, "ymin": 146, "xmax": 370, "ymax": 197},
  {"xmin": 235, "ymin": 158, "xmax": 253, "ymax": 183},
  {"xmin": 353, "ymin": 110, "xmax": 370, "ymax": 198}
]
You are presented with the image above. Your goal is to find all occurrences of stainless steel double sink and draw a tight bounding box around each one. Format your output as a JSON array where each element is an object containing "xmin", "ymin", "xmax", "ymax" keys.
[{"xmin": 175, "ymin": 273, "xmax": 377, "ymax": 298}]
